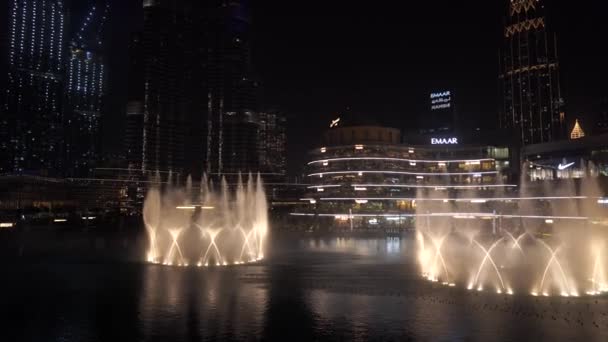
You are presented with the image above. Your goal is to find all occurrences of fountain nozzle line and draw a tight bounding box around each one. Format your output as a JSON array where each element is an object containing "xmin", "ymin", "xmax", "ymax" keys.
[
  {"xmin": 176, "ymin": 205, "xmax": 215, "ymax": 210},
  {"xmin": 289, "ymin": 212, "xmax": 589, "ymax": 220},
  {"xmin": 313, "ymin": 196, "xmax": 594, "ymax": 202}
]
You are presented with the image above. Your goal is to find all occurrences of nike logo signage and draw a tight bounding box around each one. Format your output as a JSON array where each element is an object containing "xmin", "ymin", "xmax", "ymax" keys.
[{"xmin": 558, "ymin": 162, "xmax": 575, "ymax": 170}]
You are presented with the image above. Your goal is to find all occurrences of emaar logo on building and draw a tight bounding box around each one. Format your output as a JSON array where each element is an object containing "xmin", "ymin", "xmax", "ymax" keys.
[{"xmin": 431, "ymin": 137, "xmax": 458, "ymax": 145}]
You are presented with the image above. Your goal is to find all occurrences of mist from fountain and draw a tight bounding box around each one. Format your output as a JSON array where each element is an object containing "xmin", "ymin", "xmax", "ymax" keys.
[
  {"xmin": 416, "ymin": 161, "xmax": 607, "ymax": 297},
  {"xmin": 143, "ymin": 173, "xmax": 268, "ymax": 267}
]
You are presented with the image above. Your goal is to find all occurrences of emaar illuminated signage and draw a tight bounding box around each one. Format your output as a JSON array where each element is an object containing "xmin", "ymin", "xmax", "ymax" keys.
[
  {"xmin": 431, "ymin": 137, "xmax": 458, "ymax": 145},
  {"xmin": 430, "ymin": 91, "xmax": 452, "ymax": 111}
]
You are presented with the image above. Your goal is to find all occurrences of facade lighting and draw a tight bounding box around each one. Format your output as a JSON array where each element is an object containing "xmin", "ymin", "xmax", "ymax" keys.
[
  {"xmin": 0, "ymin": 223, "xmax": 14, "ymax": 228},
  {"xmin": 355, "ymin": 199, "xmax": 368, "ymax": 204},
  {"xmin": 354, "ymin": 187, "xmax": 367, "ymax": 191},
  {"xmin": 308, "ymin": 157, "xmax": 496, "ymax": 165},
  {"xmin": 308, "ymin": 170, "xmax": 498, "ymax": 177},
  {"xmin": 355, "ymin": 144, "xmax": 364, "ymax": 150}
]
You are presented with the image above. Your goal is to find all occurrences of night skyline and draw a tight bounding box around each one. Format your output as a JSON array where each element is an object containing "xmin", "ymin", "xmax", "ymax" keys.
[
  {"xmin": 98, "ymin": 1, "xmax": 608, "ymax": 176},
  {"xmin": 3, "ymin": 2, "xmax": 608, "ymax": 341}
]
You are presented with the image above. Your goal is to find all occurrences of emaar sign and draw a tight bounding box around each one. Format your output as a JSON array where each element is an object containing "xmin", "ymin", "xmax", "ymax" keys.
[{"xmin": 431, "ymin": 137, "xmax": 458, "ymax": 145}]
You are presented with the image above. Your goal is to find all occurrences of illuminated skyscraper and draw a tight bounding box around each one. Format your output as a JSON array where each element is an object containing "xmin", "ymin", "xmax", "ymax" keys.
[
  {"xmin": 124, "ymin": 32, "xmax": 144, "ymax": 171},
  {"xmin": 140, "ymin": 0, "xmax": 195, "ymax": 176},
  {"xmin": 499, "ymin": 0, "xmax": 565, "ymax": 145},
  {"xmin": 258, "ymin": 110, "xmax": 287, "ymax": 176},
  {"xmin": 1, "ymin": 0, "xmax": 67, "ymax": 176},
  {"xmin": 132, "ymin": 0, "xmax": 260, "ymax": 180},
  {"xmin": 205, "ymin": 0, "xmax": 259, "ymax": 177},
  {"xmin": 65, "ymin": 1, "xmax": 109, "ymax": 177}
]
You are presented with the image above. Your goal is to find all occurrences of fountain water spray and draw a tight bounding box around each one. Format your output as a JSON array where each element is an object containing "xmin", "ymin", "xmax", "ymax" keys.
[{"xmin": 143, "ymin": 173, "xmax": 269, "ymax": 267}]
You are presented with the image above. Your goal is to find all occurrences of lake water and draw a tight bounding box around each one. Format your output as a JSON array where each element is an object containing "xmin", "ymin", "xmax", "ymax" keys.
[{"xmin": 1, "ymin": 234, "xmax": 607, "ymax": 341}]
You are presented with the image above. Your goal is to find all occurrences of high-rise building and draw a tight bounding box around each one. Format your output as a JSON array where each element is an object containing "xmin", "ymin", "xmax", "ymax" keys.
[
  {"xmin": 421, "ymin": 90, "xmax": 457, "ymax": 134},
  {"xmin": 499, "ymin": 0, "xmax": 565, "ymax": 145},
  {"xmin": 258, "ymin": 110, "xmax": 287, "ymax": 176},
  {"xmin": 124, "ymin": 32, "xmax": 144, "ymax": 171},
  {"xmin": 205, "ymin": 0, "xmax": 259, "ymax": 177},
  {"xmin": 131, "ymin": 0, "xmax": 260, "ymax": 181},
  {"xmin": 594, "ymin": 98, "xmax": 608, "ymax": 135},
  {"xmin": 1, "ymin": 0, "xmax": 67, "ymax": 176},
  {"xmin": 140, "ymin": 0, "xmax": 197, "ymax": 176},
  {"xmin": 64, "ymin": 1, "xmax": 109, "ymax": 177}
]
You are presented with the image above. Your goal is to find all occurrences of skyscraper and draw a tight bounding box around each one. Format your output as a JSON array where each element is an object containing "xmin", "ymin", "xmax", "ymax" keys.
[
  {"xmin": 64, "ymin": 1, "xmax": 109, "ymax": 177},
  {"xmin": 499, "ymin": 0, "xmax": 565, "ymax": 145},
  {"xmin": 421, "ymin": 90, "xmax": 457, "ymax": 134},
  {"xmin": 140, "ymin": 0, "xmax": 196, "ymax": 177},
  {"xmin": 1, "ymin": 0, "xmax": 67, "ymax": 176},
  {"xmin": 258, "ymin": 109, "xmax": 287, "ymax": 176},
  {"xmin": 205, "ymin": 0, "xmax": 259, "ymax": 177},
  {"xmin": 131, "ymin": 0, "xmax": 260, "ymax": 180},
  {"xmin": 124, "ymin": 32, "xmax": 145, "ymax": 171}
]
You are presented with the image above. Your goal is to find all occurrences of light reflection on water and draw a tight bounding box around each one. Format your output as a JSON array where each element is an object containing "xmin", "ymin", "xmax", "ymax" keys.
[
  {"xmin": 303, "ymin": 236, "xmax": 407, "ymax": 257},
  {"xmin": 1, "ymin": 236, "xmax": 608, "ymax": 341}
]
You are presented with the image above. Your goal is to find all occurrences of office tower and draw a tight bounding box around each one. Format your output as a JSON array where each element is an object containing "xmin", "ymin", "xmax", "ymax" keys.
[
  {"xmin": 134, "ymin": 0, "xmax": 260, "ymax": 180},
  {"xmin": 422, "ymin": 90, "xmax": 457, "ymax": 134},
  {"xmin": 258, "ymin": 110, "xmax": 287, "ymax": 176},
  {"xmin": 1, "ymin": 0, "xmax": 67, "ymax": 176},
  {"xmin": 124, "ymin": 32, "xmax": 144, "ymax": 171},
  {"xmin": 65, "ymin": 1, "xmax": 109, "ymax": 177},
  {"xmin": 594, "ymin": 98, "xmax": 608, "ymax": 135},
  {"xmin": 499, "ymin": 0, "xmax": 565, "ymax": 145},
  {"xmin": 205, "ymin": 0, "xmax": 259, "ymax": 177},
  {"xmin": 140, "ymin": 0, "xmax": 196, "ymax": 176}
]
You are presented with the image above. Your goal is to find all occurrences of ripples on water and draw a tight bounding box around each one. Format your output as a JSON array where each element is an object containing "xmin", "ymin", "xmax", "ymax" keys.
[{"xmin": 1, "ymin": 235, "xmax": 608, "ymax": 341}]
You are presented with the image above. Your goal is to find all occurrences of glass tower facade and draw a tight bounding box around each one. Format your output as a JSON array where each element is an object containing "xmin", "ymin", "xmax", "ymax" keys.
[
  {"xmin": 499, "ymin": 0, "xmax": 565, "ymax": 146},
  {"xmin": 65, "ymin": 1, "xmax": 109, "ymax": 177},
  {"xmin": 2, "ymin": 0, "xmax": 66, "ymax": 176}
]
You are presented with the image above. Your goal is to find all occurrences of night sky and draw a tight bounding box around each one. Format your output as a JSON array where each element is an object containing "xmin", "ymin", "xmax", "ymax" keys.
[{"xmin": 101, "ymin": 0, "xmax": 608, "ymax": 176}]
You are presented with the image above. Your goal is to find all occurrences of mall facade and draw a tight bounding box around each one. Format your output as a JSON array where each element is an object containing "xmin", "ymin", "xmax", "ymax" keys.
[{"xmin": 293, "ymin": 124, "xmax": 519, "ymax": 231}]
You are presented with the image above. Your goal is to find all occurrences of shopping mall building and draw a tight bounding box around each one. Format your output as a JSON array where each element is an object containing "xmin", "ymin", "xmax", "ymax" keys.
[{"xmin": 292, "ymin": 122, "xmax": 523, "ymax": 231}]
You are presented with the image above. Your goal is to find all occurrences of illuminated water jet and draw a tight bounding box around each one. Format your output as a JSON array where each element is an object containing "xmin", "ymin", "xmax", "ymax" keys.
[{"xmin": 143, "ymin": 173, "xmax": 269, "ymax": 267}]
